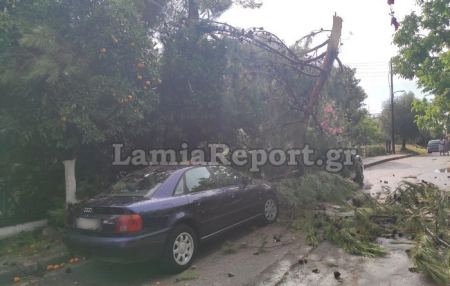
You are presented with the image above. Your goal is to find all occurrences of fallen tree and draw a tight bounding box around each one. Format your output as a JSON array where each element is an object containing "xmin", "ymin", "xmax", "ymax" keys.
[{"xmin": 275, "ymin": 176, "xmax": 450, "ymax": 285}]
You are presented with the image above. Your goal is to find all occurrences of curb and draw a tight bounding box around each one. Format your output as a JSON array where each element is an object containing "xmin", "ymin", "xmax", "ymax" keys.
[
  {"xmin": 0, "ymin": 219, "xmax": 48, "ymax": 240},
  {"xmin": 363, "ymin": 153, "xmax": 417, "ymax": 168}
]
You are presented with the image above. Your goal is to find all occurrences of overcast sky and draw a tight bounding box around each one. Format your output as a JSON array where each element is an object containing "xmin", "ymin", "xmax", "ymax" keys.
[{"xmin": 220, "ymin": 0, "xmax": 425, "ymax": 114}]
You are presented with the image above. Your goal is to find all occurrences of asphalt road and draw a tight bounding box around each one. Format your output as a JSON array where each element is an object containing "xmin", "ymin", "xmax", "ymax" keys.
[
  {"xmin": 12, "ymin": 223, "xmax": 306, "ymax": 286},
  {"xmin": 273, "ymin": 154, "xmax": 449, "ymax": 286},
  {"xmin": 364, "ymin": 153, "xmax": 450, "ymax": 202},
  {"xmin": 10, "ymin": 154, "xmax": 450, "ymax": 286}
]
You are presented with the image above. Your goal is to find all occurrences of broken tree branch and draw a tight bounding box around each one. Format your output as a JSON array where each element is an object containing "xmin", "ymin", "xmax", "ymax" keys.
[{"xmin": 304, "ymin": 15, "xmax": 343, "ymax": 120}]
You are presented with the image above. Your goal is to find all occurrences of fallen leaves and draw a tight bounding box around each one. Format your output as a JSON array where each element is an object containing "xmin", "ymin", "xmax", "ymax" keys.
[{"xmin": 46, "ymin": 257, "xmax": 80, "ymax": 272}]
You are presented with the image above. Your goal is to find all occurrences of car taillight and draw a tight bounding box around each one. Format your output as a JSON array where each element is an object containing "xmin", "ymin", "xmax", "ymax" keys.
[{"xmin": 115, "ymin": 214, "xmax": 143, "ymax": 233}]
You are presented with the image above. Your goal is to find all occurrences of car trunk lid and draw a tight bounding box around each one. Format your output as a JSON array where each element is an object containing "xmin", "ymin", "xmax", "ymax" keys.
[{"xmin": 68, "ymin": 195, "xmax": 147, "ymax": 234}]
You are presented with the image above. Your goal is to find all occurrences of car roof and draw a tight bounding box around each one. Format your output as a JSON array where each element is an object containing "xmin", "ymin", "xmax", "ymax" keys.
[{"xmin": 428, "ymin": 139, "xmax": 441, "ymax": 143}]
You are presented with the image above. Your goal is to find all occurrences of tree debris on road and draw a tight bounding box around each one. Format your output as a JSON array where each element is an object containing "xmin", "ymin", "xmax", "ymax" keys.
[{"xmin": 275, "ymin": 173, "xmax": 449, "ymax": 285}]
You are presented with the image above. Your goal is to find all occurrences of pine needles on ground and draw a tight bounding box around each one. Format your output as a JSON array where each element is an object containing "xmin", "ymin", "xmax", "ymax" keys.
[
  {"xmin": 275, "ymin": 172, "xmax": 387, "ymax": 257},
  {"xmin": 275, "ymin": 175, "xmax": 450, "ymax": 285},
  {"xmin": 411, "ymin": 234, "xmax": 450, "ymax": 285},
  {"xmin": 385, "ymin": 182, "xmax": 449, "ymax": 285}
]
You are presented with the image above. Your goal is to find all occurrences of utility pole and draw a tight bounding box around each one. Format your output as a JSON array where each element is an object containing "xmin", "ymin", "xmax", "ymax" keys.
[{"xmin": 390, "ymin": 59, "xmax": 396, "ymax": 154}]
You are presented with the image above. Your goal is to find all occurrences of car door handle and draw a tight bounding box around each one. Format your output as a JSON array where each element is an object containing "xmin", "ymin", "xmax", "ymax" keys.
[{"xmin": 230, "ymin": 193, "xmax": 236, "ymax": 199}]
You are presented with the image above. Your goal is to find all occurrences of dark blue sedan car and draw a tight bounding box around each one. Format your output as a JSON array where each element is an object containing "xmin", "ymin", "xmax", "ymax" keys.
[{"xmin": 64, "ymin": 165, "xmax": 278, "ymax": 272}]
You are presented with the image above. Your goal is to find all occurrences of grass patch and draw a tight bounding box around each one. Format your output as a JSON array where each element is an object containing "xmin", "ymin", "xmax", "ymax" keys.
[
  {"xmin": 175, "ymin": 270, "xmax": 199, "ymax": 282},
  {"xmin": 356, "ymin": 143, "xmax": 426, "ymax": 158},
  {"xmin": 404, "ymin": 144, "xmax": 427, "ymax": 155},
  {"xmin": 221, "ymin": 241, "xmax": 237, "ymax": 255},
  {"xmin": 257, "ymin": 236, "xmax": 268, "ymax": 254},
  {"xmin": 0, "ymin": 229, "xmax": 56, "ymax": 257}
]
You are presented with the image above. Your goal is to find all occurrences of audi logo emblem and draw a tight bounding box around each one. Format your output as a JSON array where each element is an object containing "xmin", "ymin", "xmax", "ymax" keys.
[{"xmin": 83, "ymin": 207, "xmax": 93, "ymax": 214}]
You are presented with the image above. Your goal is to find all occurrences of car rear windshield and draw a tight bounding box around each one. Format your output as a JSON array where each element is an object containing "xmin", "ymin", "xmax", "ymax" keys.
[{"xmin": 108, "ymin": 169, "xmax": 172, "ymax": 197}]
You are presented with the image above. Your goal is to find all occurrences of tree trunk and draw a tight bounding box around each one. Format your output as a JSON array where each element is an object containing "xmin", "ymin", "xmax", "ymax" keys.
[
  {"xmin": 297, "ymin": 16, "xmax": 343, "ymax": 145},
  {"xmin": 63, "ymin": 159, "xmax": 77, "ymax": 206},
  {"xmin": 401, "ymin": 139, "xmax": 406, "ymax": 151}
]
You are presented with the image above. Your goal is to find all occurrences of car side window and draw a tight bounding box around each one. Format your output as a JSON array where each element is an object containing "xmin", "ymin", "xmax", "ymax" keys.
[
  {"xmin": 208, "ymin": 166, "xmax": 241, "ymax": 188},
  {"xmin": 185, "ymin": 167, "xmax": 212, "ymax": 193},
  {"xmin": 173, "ymin": 177, "xmax": 185, "ymax": 196}
]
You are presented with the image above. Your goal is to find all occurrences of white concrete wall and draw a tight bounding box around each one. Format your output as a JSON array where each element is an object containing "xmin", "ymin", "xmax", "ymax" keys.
[{"xmin": 0, "ymin": 219, "xmax": 47, "ymax": 240}]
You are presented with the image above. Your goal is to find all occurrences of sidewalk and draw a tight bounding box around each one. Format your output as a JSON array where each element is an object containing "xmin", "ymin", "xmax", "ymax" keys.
[{"xmin": 363, "ymin": 153, "xmax": 416, "ymax": 168}]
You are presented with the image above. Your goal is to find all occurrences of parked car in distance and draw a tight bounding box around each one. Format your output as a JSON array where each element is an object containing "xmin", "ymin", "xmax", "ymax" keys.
[
  {"xmin": 427, "ymin": 139, "xmax": 440, "ymax": 153},
  {"xmin": 64, "ymin": 165, "xmax": 278, "ymax": 272}
]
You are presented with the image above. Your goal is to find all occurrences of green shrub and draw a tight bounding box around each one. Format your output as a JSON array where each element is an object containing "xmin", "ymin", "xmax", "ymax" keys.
[
  {"xmin": 358, "ymin": 145, "xmax": 386, "ymax": 158},
  {"xmin": 47, "ymin": 207, "xmax": 66, "ymax": 228}
]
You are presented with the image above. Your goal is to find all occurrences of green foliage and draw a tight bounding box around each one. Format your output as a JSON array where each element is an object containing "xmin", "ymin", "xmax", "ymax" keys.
[
  {"xmin": 349, "ymin": 115, "xmax": 383, "ymax": 146},
  {"xmin": 393, "ymin": 0, "xmax": 449, "ymax": 95},
  {"xmin": 385, "ymin": 182, "xmax": 449, "ymax": 243},
  {"xmin": 159, "ymin": 28, "xmax": 232, "ymax": 146},
  {"xmin": 358, "ymin": 144, "xmax": 386, "ymax": 158},
  {"xmin": 0, "ymin": 0, "xmax": 371, "ymax": 227},
  {"xmin": 412, "ymin": 95, "xmax": 450, "ymax": 137},
  {"xmin": 278, "ymin": 174, "xmax": 449, "ymax": 283},
  {"xmin": 47, "ymin": 207, "xmax": 66, "ymax": 228},
  {"xmin": 175, "ymin": 270, "xmax": 200, "ymax": 282},
  {"xmin": 274, "ymin": 171, "xmax": 359, "ymax": 217},
  {"xmin": 0, "ymin": 229, "xmax": 56, "ymax": 257},
  {"xmin": 323, "ymin": 221, "xmax": 387, "ymax": 257},
  {"xmin": 0, "ymin": 0, "xmax": 160, "ymax": 223},
  {"xmin": 412, "ymin": 235, "xmax": 450, "ymax": 285},
  {"xmin": 276, "ymin": 172, "xmax": 386, "ymax": 257},
  {"xmin": 385, "ymin": 182, "xmax": 450, "ymax": 285},
  {"xmin": 393, "ymin": 0, "xmax": 449, "ymax": 138},
  {"xmin": 0, "ymin": 0, "xmax": 159, "ymax": 153},
  {"xmin": 221, "ymin": 240, "xmax": 238, "ymax": 254},
  {"xmin": 380, "ymin": 92, "xmax": 422, "ymax": 146},
  {"xmin": 327, "ymin": 67, "xmax": 367, "ymax": 127}
]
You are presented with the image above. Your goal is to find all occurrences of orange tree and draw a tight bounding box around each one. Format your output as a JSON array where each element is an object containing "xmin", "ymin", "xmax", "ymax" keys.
[{"xmin": 0, "ymin": 0, "xmax": 159, "ymax": 222}]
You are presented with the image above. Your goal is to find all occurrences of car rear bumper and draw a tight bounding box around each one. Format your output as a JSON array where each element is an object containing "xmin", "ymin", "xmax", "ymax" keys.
[
  {"xmin": 63, "ymin": 229, "xmax": 169, "ymax": 263},
  {"xmin": 427, "ymin": 146, "xmax": 439, "ymax": 152}
]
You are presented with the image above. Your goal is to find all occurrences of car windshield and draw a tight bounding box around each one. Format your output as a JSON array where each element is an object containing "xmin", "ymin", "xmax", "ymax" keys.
[{"xmin": 108, "ymin": 169, "xmax": 171, "ymax": 197}]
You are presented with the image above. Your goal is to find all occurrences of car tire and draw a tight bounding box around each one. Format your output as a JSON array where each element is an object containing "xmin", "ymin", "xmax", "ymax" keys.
[
  {"xmin": 262, "ymin": 196, "xmax": 278, "ymax": 224},
  {"xmin": 162, "ymin": 224, "xmax": 197, "ymax": 273}
]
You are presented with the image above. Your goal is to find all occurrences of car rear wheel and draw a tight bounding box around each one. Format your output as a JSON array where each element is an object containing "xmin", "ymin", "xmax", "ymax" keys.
[
  {"xmin": 163, "ymin": 224, "xmax": 197, "ymax": 272},
  {"xmin": 262, "ymin": 197, "xmax": 278, "ymax": 224}
]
